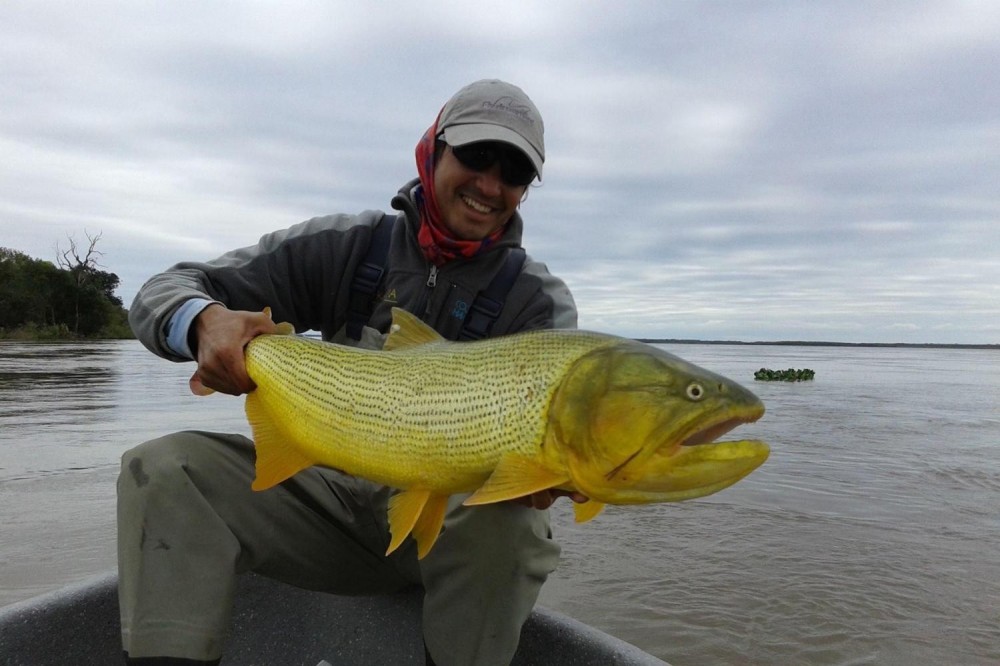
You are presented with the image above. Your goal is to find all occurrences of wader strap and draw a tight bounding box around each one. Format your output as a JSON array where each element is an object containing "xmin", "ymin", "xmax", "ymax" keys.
[
  {"xmin": 346, "ymin": 213, "xmax": 525, "ymax": 342},
  {"xmin": 459, "ymin": 247, "xmax": 526, "ymax": 341},
  {"xmin": 345, "ymin": 213, "xmax": 395, "ymax": 341}
]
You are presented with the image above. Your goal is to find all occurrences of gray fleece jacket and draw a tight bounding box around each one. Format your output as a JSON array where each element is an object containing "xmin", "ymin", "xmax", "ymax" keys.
[{"xmin": 129, "ymin": 179, "xmax": 577, "ymax": 361}]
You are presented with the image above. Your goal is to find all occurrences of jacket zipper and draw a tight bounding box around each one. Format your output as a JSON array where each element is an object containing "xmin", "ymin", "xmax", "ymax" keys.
[{"xmin": 417, "ymin": 264, "xmax": 439, "ymax": 321}]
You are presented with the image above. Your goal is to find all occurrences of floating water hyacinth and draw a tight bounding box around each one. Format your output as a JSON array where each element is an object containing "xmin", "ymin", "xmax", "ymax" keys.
[{"xmin": 754, "ymin": 368, "xmax": 815, "ymax": 382}]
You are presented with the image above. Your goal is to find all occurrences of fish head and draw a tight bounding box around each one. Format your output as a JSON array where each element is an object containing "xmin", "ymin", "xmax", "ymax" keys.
[{"xmin": 549, "ymin": 340, "xmax": 769, "ymax": 504}]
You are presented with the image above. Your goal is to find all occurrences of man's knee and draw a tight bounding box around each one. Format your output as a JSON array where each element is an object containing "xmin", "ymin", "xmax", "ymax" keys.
[
  {"xmin": 119, "ymin": 432, "xmax": 249, "ymax": 497},
  {"xmin": 420, "ymin": 503, "xmax": 560, "ymax": 665},
  {"xmin": 456, "ymin": 499, "xmax": 553, "ymax": 542},
  {"xmin": 430, "ymin": 501, "xmax": 561, "ymax": 578}
]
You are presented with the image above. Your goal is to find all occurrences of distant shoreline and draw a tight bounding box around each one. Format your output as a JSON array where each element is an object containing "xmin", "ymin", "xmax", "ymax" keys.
[
  {"xmin": 2, "ymin": 334, "xmax": 995, "ymax": 351},
  {"xmin": 637, "ymin": 339, "xmax": 999, "ymax": 350}
]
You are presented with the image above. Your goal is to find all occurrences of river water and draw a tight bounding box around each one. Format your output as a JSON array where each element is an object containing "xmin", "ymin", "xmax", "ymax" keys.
[{"xmin": 1, "ymin": 340, "xmax": 998, "ymax": 665}]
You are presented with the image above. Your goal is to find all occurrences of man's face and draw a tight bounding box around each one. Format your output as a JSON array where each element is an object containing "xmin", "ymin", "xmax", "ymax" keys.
[{"xmin": 433, "ymin": 145, "xmax": 528, "ymax": 240}]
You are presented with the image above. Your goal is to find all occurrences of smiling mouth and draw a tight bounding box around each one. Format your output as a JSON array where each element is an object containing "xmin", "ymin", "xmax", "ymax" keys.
[{"xmin": 461, "ymin": 194, "xmax": 494, "ymax": 214}]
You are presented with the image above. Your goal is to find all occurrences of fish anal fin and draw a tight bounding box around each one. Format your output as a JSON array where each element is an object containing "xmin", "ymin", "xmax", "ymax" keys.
[
  {"xmin": 384, "ymin": 308, "xmax": 444, "ymax": 351},
  {"xmin": 463, "ymin": 455, "xmax": 569, "ymax": 506},
  {"xmin": 386, "ymin": 488, "xmax": 431, "ymax": 556},
  {"xmin": 411, "ymin": 494, "xmax": 449, "ymax": 559},
  {"xmin": 573, "ymin": 499, "xmax": 606, "ymax": 523},
  {"xmin": 246, "ymin": 392, "xmax": 314, "ymax": 491}
]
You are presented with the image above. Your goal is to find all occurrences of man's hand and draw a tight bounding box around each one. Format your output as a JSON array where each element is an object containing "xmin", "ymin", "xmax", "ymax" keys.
[
  {"xmin": 512, "ymin": 489, "xmax": 589, "ymax": 510},
  {"xmin": 188, "ymin": 304, "xmax": 279, "ymax": 396}
]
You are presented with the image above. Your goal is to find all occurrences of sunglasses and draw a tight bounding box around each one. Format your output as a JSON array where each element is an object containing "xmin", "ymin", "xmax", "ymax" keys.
[{"xmin": 449, "ymin": 142, "xmax": 537, "ymax": 187}]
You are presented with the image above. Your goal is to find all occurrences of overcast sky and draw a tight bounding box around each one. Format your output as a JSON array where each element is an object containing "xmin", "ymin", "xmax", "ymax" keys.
[{"xmin": 2, "ymin": 1, "xmax": 997, "ymax": 343}]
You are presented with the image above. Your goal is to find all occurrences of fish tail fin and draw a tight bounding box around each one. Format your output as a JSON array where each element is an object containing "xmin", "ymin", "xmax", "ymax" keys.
[
  {"xmin": 246, "ymin": 392, "xmax": 314, "ymax": 491},
  {"xmin": 573, "ymin": 499, "xmax": 606, "ymax": 523},
  {"xmin": 386, "ymin": 489, "xmax": 449, "ymax": 559}
]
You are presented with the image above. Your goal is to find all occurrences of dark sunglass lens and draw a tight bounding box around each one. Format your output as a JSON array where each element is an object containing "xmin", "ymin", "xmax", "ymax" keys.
[
  {"xmin": 502, "ymin": 150, "xmax": 536, "ymax": 186},
  {"xmin": 453, "ymin": 144, "xmax": 495, "ymax": 171},
  {"xmin": 452, "ymin": 142, "xmax": 535, "ymax": 186}
]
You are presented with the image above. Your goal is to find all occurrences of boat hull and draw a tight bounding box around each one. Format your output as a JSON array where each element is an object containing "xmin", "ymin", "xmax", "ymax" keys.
[{"xmin": 0, "ymin": 572, "xmax": 668, "ymax": 665}]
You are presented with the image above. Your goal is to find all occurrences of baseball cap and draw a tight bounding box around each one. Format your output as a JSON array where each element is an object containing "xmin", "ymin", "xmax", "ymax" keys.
[{"xmin": 438, "ymin": 79, "xmax": 545, "ymax": 180}]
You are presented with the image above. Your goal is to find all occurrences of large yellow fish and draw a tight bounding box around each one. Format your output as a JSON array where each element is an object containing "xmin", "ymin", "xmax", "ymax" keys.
[{"xmin": 244, "ymin": 308, "xmax": 768, "ymax": 559}]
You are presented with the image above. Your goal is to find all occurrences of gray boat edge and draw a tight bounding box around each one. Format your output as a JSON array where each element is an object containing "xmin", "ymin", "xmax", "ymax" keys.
[{"xmin": 0, "ymin": 571, "xmax": 669, "ymax": 665}]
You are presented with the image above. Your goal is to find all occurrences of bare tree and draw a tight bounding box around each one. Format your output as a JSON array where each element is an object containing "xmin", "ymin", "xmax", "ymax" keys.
[{"xmin": 55, "ymin": 230, "xmax": 105, "ymax": 335}]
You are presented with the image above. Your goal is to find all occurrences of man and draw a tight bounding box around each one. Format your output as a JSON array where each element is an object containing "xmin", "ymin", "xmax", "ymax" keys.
[{"xmin": 120, "ymin": 79, "xmax": 580, "ymax": 665}]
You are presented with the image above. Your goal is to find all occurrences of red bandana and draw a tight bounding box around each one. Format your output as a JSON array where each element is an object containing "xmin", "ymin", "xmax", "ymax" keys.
[{"xmin": 414, "ymin": 114, "xmax": 507, "ymax": 266}]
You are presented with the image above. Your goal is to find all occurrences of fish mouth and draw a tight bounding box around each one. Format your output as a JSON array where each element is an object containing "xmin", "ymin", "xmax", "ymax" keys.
[
  {"xmin": 605, "ymin": 405, "xmax": 764, "ymax": 482},
  {"xmin": 679, "ymin": 406, "xmax": 764, "ymax": 447},
  {"xmin": 600, "ymin": 405, "xmax": 769, "ymax": 503},
  {"xmin": 681, "ymin": 417, "xmax": 749, "ymax": 447}
]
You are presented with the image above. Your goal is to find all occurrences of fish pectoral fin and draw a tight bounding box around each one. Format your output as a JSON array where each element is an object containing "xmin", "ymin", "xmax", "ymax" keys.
[
  {"xmin": 463, "ymin": 455, "xmax": 569, "ymax": 506},
  {"xmin": 246, "ymin": 393, "xmax": 314, "ymax": 491},
  {"xmin": 387, "ymin": 488, "xmax": 450, "ymax": 557},
  {"xmin": 573, "ymin": 500, "xmax": 606, "ymax": 523},
  {"xmin": 383, "ymin": 308, "xmax": 444, "ymax": 351}
]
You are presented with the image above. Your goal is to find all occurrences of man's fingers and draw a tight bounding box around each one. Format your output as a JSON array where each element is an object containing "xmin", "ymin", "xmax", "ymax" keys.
[
  {"xmin": 190, "ymin": 346, "xmax": 256, "ymax": 396},
  {"xmin": 188, "ymin": 371, "xmax": 216, "ymax": 396},
  {"xmin": 508, "ymin": 489, "xmax": 590, "ymax": 510},
  {"xmin": 190, "ymin": 307, "xmax": 275, "ymax": 396}
]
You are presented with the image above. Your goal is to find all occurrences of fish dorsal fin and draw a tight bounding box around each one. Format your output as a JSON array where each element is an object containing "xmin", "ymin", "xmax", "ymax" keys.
[
  {"xmin": 262, "ymin": 307, "xmax": 295, "ymax": 335},
  {"xmin": 384, "ymin": 307, "xmax": 444, "ymax": 351},
  {"xmin": 573, "ymin": 499, "xmax": 606, "ymax": 523},
  {"xmin": 463, "ymin": 454, "xmax": 570, "ymax": 506}
]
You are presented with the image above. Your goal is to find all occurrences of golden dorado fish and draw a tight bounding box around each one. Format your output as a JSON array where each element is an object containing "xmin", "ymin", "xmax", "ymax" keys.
[{"xmin": 244, "ymin": 308, "xmax": 768, "ymax": 559}]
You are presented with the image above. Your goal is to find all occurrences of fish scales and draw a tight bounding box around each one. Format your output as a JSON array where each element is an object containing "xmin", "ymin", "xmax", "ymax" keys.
[
  {"xmin": 241, "ymin": 307, "xmax": 769, "ymax": 558},
  {"xmin": 245, "ymin": 327, "xmax": 616, "ymax": 490}
]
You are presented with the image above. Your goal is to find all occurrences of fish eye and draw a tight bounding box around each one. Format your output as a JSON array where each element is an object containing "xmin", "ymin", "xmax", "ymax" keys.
[{"xmin": 685, "ymin": 383, "xmax": 705, "ymax": 401}]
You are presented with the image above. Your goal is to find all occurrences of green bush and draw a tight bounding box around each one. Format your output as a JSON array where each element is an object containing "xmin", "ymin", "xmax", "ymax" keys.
[{"xmin": 0, "ymin": 244, "xmax": 133, "ymax": 340}]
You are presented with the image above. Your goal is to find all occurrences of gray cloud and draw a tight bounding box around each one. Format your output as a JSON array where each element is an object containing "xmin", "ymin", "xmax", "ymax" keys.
[{"xmin": 2, "ymin": 1, "xmax": 997, "ymax": 343}]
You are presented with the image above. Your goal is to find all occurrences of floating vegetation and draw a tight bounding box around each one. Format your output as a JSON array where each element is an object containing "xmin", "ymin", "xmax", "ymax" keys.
[{"xmin": 754, "ymin": 368, "xmax": 815, "ymax": 382}]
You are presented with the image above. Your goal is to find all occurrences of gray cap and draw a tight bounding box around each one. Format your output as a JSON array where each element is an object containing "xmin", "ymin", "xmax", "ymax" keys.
[{"xmin": 438, "ymin": 79, "xmax": 545, "ymax": 179}]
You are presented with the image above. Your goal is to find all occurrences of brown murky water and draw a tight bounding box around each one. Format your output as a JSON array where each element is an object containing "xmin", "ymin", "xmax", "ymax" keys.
[{"xmin": 2, "ymin": 340, "xmax": 998, "ymax": 664}]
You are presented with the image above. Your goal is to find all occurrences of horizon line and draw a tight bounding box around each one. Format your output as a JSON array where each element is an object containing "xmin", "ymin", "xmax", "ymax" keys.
[{"xmin": 634, "ymin": 339, "xmax": 999, "ymax": 350}]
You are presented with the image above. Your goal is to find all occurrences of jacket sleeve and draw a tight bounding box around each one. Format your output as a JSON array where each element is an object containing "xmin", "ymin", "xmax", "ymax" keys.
[
  {"xmin": 499, "ymin": 255, "xmax": 578, "ymax": 335},
  {"xmin": 128, "ymin": 211, "xmax": 383, "ymax": 361}
]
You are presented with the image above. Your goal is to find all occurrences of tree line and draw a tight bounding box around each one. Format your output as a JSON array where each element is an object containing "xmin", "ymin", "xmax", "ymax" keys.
[{"xmin": 0, "ymin": 232, "xmax": 132, "ymax": 339}]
